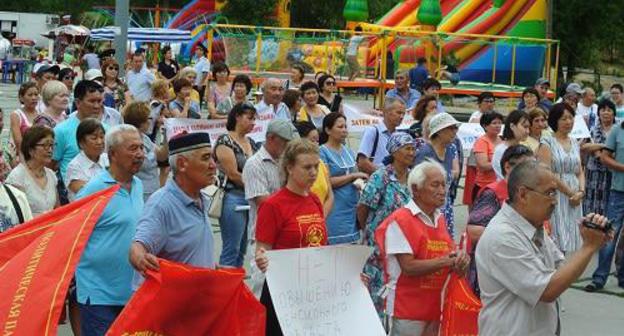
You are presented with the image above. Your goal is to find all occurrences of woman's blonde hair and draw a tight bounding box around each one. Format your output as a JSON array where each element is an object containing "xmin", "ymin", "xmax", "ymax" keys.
[
  {"xmin": 151, "ymin": 79, "xmax": 169, "ymax": 98},
  {"xmin": 178, "ymin": 66, "xmax": 197, "ymax": 80},
  {"xmin": 280, "ymin": 138, "xmax": 319, "ymax": 184},
  {"xmin": 41, "ymin": 80, "xmax": 68, "ymax": 105}
]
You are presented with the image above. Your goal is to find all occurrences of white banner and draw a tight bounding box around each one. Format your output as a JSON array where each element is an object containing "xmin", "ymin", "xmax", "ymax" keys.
[
  {"xmin": 164, "ymin": 116, "xmax": 273, "ymax": 143},
  {"xmin": 265, "ymin": 245, "xmax": 385, "ymax": 336},
  {"xmin": 571, "ymin": 114, "xmax": 591, "ymax": 139}
]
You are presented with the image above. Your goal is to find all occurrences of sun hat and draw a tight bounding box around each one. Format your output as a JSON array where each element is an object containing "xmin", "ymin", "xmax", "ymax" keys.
[{"xmin": 428, "ymin": 112, "xmax": 461, "ymax": 136}]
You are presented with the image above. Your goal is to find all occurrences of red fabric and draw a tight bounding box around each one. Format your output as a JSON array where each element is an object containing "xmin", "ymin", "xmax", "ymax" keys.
[
  {"xmin": 256, "ymin": 187, "xmax": 328, "ymax": 249},
  {"xmin": 479, "ymin": 180, "xmax": 508, "ymax": 204},
  {"xmin": 462, "ymin": 165, "xmax": 477, "ymax": 206},
  {"xmin": 375, "ymin": 208, "xmax": 454, "ymax": 321},
  {"xmin": 0, "ymin": 186, "xmax": 118, "ymax": 336},
  {"xmin": 473, "ymin": 136, "xmax": 497, "ymax": 187},
  {"xmin": 107, "ymin": 259, "xmax": 265, "ymax": 336},
  {"xmin": 439, "ymin": 273, "xmax": 482, "ymax": 336}
]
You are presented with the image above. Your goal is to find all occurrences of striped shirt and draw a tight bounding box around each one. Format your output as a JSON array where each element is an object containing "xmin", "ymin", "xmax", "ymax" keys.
[{"xmin": 242, "ymin": 146, "xmax": 282, "ymax": 238}]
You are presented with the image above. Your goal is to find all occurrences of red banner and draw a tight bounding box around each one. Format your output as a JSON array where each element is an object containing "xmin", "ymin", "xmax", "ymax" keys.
[
  {"xmin": 107, "ymin": 259, "xmax": 265, "ymax": 336},
  {"xmin": 0, "ymin": 185, "xmax": 118, "ymax": 336},
  {"xmin": 439, "ymin": 273, "xmax": 482, "ymax": 336}
]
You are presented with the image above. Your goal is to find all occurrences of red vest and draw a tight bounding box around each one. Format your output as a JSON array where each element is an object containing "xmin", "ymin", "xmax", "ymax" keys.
[
  {"xmin": 375, "ymin": 207, "xmax": 454, "ymax": 321},
  {"xmin": 479, "ymin": 180, "xmax": 508, "ymax": 204}
]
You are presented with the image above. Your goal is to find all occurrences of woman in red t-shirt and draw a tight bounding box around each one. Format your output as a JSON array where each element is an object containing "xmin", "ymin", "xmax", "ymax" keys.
[
  {"xmin": 472, "ymin": 112, "xmax": 503, "ymax": 201},
  {"xmin": 255, "ymin": 138, "xmax": 328, "ymax": 336}
]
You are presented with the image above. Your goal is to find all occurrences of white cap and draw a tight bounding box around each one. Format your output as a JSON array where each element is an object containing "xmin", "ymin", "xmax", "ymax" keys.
[{"xmin": 84, "ymin": 69, "xmax": 103, "ymax": 81}]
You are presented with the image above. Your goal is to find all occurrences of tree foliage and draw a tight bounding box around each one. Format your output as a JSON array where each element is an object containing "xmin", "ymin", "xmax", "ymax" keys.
[{"xmin": 221, "ymin": 0, "xmax": 277, "ymax": 26}]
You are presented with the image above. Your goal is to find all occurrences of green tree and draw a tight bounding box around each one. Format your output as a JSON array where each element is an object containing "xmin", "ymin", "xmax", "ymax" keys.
[{"xmin": 221, "ymin": 0, "xmax": 277, "ymax": 26}]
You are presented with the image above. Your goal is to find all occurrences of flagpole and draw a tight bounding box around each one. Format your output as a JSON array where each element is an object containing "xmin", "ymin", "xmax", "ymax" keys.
[{"xmin": 114, "ymin": 0, "xmax": 129, "ymax": 77}]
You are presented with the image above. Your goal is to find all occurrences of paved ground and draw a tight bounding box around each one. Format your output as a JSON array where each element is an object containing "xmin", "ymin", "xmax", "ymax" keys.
[{"xmin": 0, "ymin": 82, "xmax": 621, "ymax": 335}]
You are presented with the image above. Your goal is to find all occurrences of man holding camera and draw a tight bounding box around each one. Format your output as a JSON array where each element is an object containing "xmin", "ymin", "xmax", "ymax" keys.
[{"xmin": 476, "ymin": 160, "xmax": 611, "ymax": 336}]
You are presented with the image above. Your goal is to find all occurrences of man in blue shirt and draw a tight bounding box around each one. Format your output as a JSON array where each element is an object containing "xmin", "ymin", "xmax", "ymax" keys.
[
  {"xmin": 126, "ymin": 52, "xmax": 155, "ymax": 102},
  {"xmin": 54, "ymin": 80, "xmax": 108, "ymax": 181},
  {"xmin": 75, "ymin": 125, "xmax": 145, "ymax": 336},
  {"xmin": 129, "ymin": 133, "xmax": 217, "ymax": 285},
  {"xmin": 385, "ymin": 69, "xmax": 421, "ymax": 111},
  {"xmin": 357, "ymin": 97, "xmax": 406, "ymax": 175},
  {"xmin": 409, "ymin": 57, "xmax": 429, "ymax": 90}
]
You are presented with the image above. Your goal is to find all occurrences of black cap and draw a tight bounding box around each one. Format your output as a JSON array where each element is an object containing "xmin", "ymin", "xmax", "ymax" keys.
[{"xmin": 168, "ymin": 132, "xmax": 211, "ymax": 155}]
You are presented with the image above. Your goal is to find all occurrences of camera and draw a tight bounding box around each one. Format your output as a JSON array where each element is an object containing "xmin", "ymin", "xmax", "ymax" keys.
[{"xmin": 582, "ymin": 219, "xmax": 613, "ymax": 233}]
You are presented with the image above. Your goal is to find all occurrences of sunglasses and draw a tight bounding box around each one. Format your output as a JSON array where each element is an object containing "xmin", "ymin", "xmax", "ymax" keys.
[
  {"xmin": 108, "ymin": 66, "xmax": 119, "ymax": 70},
  {"xmin": 325, "ymin": 81, "xmax": 336, "ymax": 86},
  {"xmin": 63, "ymin": 76, "xmax": 75, "ymax": 81}
]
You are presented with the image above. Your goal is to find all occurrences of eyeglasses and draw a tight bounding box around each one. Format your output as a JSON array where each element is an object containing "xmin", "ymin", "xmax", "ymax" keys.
[
  {"xmin": 35, "ymin": 143, "xmax": 54, "ymax": 150},
  {"xmin": 325, "ymin": 81, "xmax": 336, "ymax": 86},
  {"xmin": 63, "ymin": 76, "xmax": 75, "ymax": 81},
  {"xmin": 523, "ymin": 185, "xmax": 557, "ymax": 199}
]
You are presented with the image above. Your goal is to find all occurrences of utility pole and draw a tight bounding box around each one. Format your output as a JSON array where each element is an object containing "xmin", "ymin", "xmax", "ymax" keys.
[{"xmin": 114, "ymin": 0, "xmax": 129, "ymax": 77}]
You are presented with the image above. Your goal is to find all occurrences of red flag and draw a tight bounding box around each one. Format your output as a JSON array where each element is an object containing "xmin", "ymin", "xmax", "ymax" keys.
[
  {"xmin": 107, "ymin": 259, "xmax": 265, "ymax": 336},
  {"xmin": 0, "ymin": 185, "xmax": 118, "ymax": 336},
  {"xmin": 439, "ymin": 273, "xmax": 482, "ymax": 336}
]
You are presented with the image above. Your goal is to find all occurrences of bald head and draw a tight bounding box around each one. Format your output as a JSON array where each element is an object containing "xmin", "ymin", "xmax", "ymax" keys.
[
  {"xmin": 262, "ymin": 78, "xmax": 284, "ymax": 105},
  {"xmin": 508, "ymin": 160, "xmax": 550, "ymax": 204}
]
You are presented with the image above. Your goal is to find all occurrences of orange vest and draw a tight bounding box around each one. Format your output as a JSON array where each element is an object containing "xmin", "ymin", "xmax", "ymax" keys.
[{"xmin": 375, "ymin": 207, "xmax": 454, "ymax": 321}]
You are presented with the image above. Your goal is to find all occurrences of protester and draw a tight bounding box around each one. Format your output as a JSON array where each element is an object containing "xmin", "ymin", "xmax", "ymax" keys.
[
  {"xmin": 577, "ymin": 87, "xmax": 598, "ymax": 129},
  {"xmin": 282, "ymin": 89, "xmax": 302, "ymax": 122},
  {"xmin": 346, "ymin": 26, "xmax": 364, "ymax": 81},
  {"xmin": 126, "ymin": 52, "xmax": 155, "ymax": 103},
  {"xmin": 472, "ymin": 112, "xmax": 504, "ymax": 200},
  {"xmin": 169, "ymin": 78, "xmax": 201, "ymax": 119},
  {"xmin": 284, "ymin": 64, "xmax": 305, "ymax": 90},
  {"xmin": 81, "ymin": 45, "xmax": 100, "ymax": 70},
  {"xmin": 560, "ymin": 83, "xmax": 585, "ymax": 107},
  {"xmin": 537, "ymin": 103, "xmax": 584, "ymax": 254},
  {"xmin": 357, "ymin": 97, "xmax": 406, "ymax": 174},
  {"xmin": 408, "ymin": 57, "xmax": 429, "ymax": 90},
  {"xmin": 123, "ymin": 102, "xmax": 169, "ymax": 201},
  {"xmin": 65, "ymin": 118, "xmax": 107, "ymax": 201},
  {"xmin": 466, "ymin": 145, "xmax": 534, "ymax": 295},
  {"xmin": 85, "ymin": 69, "xmax": 104, "ymax": 83},
  {"xmin": 295, "ymin": 120, "xmax": 334, "ymax": 214},
  {"xmin": 74, "ymin": 125, "xmax": 145, "ymax": 335},
  {"xmin": 477, "ymin": 160, "xmax": 610, "ymax": 335},
  {"xmin": 376, "ymin": 160, "xmax": 469, "ymax": 335},
  {"xmin": 585, "ymin": 104, "xmax": 624, "ymax": 292},
  {"xmin": 0, "ymin": 179, "xmax": 33, "ymax": 233},
  {"xmin": 385, "ymin": 69, "xmax": 421, "ymax": 111},
  {"xmin": 357, "ymin": 132, "xmax": 415, "ymax": 315},
  {"xmin": 409, "ymin": 95, "xmax": 438, "ymax": 138},
  {"xmin": 491, "ymin": 110, "xmax": 530, "ymax": 180},
  {"xmin": 242, "ymin": 119, "xmax": 299, "ymax": 296},
  {"xmin": 33, "ymin": 64, "xmax": 60, "ymax": 113},
  {"xmin": 610, "ymin": 83, "xmax": 624, "ymax": 120},
  {"xmin": 192, "ymin": 44, "xmax": 210, "ymax": 108},
  {"xmin": 156, "ymin": 46, "xmax": 179, "ymax": 82},
  {"xmin": 254, "ymin": 139, "xmax": 328, "ymax": 335},
  {"xmin": 171, "ymin": 67, "xmax": 201, "ymax": 103},
  {"xmin": 6, "ymin": 126, "xmax": 58, "ymax": 217},
  {"xmin": 146, "ymin": 79, "xmax": 171, "ymax": 141},
  {"xmin": 129, "ymin": 132, "xmax": 217, "ymax": 284},
  {"xmin": 317, "ymin": 74, "xmax": 343, "ymax": 113},
  {"xmin": 53, "ymin": 80, "xmax": 106, "ymax": 181},
  {"xmin": 421, "ymin": 78, "xmax": 444, "ymax": 113},
  {"xmin": 319, "ymin": 113, "xmax": 366, "ymax": 244},
  {"xmin": 214, "ymin": 103, "xmax": 259, "ymax": 268},
  {"xmin": 58, "ymin": 67, "xmax": 76, "ymax": 106},
  {"xmin": 255, "ymin": 78, "xmax": 290, "ymax": 120},
  {"xmin": 296, "ymin": 81, "xmax": 331, "ymax": 130},
  {"xmin": 581, "ymin": 100, "xmax": 615, "ymax": 217},
  {"xmin": 207, "ymin": 62, "xmax": 232, "ymax": 119},
  {"xmin": 34, "ymin": 80, "xmax": 68, "ymax": 128},
  {"xmin": 469, "ymin": 91, "xmax": 495, "ymax": 123},
  {"xmin": 11, "ymin": 82, "xmax": 40, "ymax": 152},
  {"xmin": 101, "ymin": 58, "xmax": 128, "ymax": 110},
  {"xmin": 522, "ymin": 107, "xmax": 549, "ymax": 152},
  {"xmin": 414, "ymin": 113, "xmax": 460, "ymax": 236},
  {"xmin": 217, "ymin": 74, "xmax": 253, "ymax": 117},
  {"xmin": 520, "ymin": 87, "xmax": 540, "ymax": 113}
]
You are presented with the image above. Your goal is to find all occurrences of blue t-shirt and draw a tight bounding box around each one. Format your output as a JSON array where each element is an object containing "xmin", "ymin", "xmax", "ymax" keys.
[
  {"xmin": 75, "ymin": 170, "xmax": 144, "ymax": 305},
  {"xmin": 385, "ymin": 88, "xmax": 421, "ymax": 111},
  {"xmin": 606, "ymin": 126, "xmax": 624, "ymax": 191},
  {"xmin": 409, "ymin": 65, "xmax": 429, "ymax": 90},
  {"xmin": 320, "ymin": 145, "xmax": 360, "ymax": 244}
]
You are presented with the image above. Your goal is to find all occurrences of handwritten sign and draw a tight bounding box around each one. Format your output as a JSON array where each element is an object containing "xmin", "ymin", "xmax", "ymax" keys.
[{"xmin": 265, "ymin": 245, "xmax": 385, "ymax": 336}]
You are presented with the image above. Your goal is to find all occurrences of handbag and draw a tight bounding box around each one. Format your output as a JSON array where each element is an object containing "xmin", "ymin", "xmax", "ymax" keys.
[{"xmin": 204, "ymin": 175, "xmax": 228, "ymax": 219}]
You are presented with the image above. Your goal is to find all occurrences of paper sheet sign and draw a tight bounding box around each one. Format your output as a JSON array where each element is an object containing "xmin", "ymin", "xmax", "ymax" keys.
[
  {"xmin": 265, "ymin": 245, "xmax": 385, "ymax": 336},
  {"xmin": 570, "ymin": 114, "xmax": 591, "ymax": 139}
]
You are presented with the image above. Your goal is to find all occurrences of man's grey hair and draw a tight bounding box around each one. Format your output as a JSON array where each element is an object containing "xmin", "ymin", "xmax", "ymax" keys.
[
  {"xmin": 383, "ymin": 96, "xmax": 406, "ymax": 110},
  {"xmin": 262, "ymin": 77, "xmax": 282, "ymax": 92},
  {"xmin": 168, "ymin": 151, "xmax": 191, "ymax": 176},
  {"xmin": 508, "ymin": 160, "xmax": 549, "ymax": 203},
  {"xmin": 395, "ymin": 69, "xmax": 409, "ymax": 78},
  {"xmin": 407, "ymin": 159, "xmax": 446, "ymax": 196},
  {"xmin": 105, "ymin": 124, "xmax": 139, "ymax": 151}
]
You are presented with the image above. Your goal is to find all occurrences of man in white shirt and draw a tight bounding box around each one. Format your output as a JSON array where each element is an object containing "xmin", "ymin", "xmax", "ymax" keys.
[
  {"xmin": 577, "ymin": 87, "xmax": 597, "ymax": 129},
  {"xmin": 126, "ymin": 53, "xmax": 155, "ymax": 102},
  {"xmin": 477, "ymin": 160, "xmax": 611, "ymax": 336},
  {"xmin": 254, "ymin": 78, "xmax": 290, "ymax": 121}
]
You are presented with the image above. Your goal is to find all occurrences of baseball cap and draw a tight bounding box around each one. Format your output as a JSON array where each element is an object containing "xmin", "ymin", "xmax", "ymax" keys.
[
  {"xmin": 566, "ymin": 83, "xmax": 585, "ymax": 95},
  {"xmin": 266, "ymin": 119, "xmax": 300, "ymax": 141},
  {"xmin": 33, "ymin": 63, "xmax": 60, "ymax": 77},
  {"xmin": 429, "ymin": 113, "xmax": 461, "ymax": 137},
  {"xmin": 84, "ymin": 69, "xmax": 104, "ymax": 81},
  {"xmin": 535, "ymin": 78, "xmax": 550, "ymax": 86}
]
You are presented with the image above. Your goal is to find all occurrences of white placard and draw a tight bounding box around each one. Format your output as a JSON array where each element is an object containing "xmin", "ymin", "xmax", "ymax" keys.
[
  {"xmin": 265, "ymin": 245, "xmax": 385, "ymax": 336},
  {"xmin": 570, "ymin": 114, "xmax": 591, "ymax": 139},
  {"xmin": 164, "ymin": 117, "xmax": 272, "ymax": 143}
]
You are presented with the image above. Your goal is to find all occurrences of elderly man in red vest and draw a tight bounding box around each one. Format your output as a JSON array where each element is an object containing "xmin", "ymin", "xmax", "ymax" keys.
[{"xmin": 375, "ymin": 159, "xmax": 470, "ymax": 336}]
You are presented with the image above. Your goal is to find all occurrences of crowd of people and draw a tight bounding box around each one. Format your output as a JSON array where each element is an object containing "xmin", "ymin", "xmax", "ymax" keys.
[{"xmin": 0, "ymin": 44, "xmax": 621, "ymax": 336}]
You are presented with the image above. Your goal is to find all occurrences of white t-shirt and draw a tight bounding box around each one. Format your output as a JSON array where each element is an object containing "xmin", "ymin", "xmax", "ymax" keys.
[
  {"xmin": 347, "ymin": 36, "xmax": 364, "ymax": 56},
  {"xmin": 65, "ymin": 151, "xmax": 108, "ymax": 201},
  {"xmin": 193, "ymin": 56, "xmax": 211, "ymax": 87},
  {"xmin": 469, "ymin": 110, "xmax": 482, "ymax": 123},
  {"xmin": 576, "ymin": 102, "xmax": 597, "ymax": 129},
  {"xmin": 6, "ymin": 164, "xmax": 58, "ymax": 217}
]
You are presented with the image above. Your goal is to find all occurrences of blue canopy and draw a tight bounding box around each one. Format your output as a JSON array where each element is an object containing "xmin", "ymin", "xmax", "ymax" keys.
[{"xmin": 90, "ymin": 27, "xmax": 192, "ymax": 43}]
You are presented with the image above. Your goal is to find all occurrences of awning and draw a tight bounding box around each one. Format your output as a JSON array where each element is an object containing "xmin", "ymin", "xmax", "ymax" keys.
[{"xmin": 90, "ymin": 27, "xmax": 192, "ymax": 43}]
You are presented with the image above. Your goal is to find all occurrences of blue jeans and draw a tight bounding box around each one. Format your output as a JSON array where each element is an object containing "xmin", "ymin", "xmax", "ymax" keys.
[
  {"xmin": 78, "ymin": 299, "xmax": 124, "ymax": 336},
  {"xmin": 592, "ymin": 190, "xmax": 624, "ymax": 286},
  {"xmin": 219, "ymin": 189, "xmax": 249, "ymax": 267}
]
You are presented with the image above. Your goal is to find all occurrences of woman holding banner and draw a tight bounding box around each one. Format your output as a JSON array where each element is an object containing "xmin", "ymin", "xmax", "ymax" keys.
[{"xmin": 255, "ymin": 138, "xmax": 328, "ymax": 335}]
